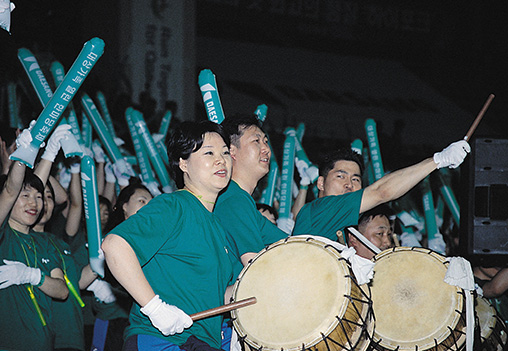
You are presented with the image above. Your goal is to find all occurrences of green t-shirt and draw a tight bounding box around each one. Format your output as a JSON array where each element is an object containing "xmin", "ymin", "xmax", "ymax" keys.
[
  {"xmin": 109, "ymin": 190, "xmax": 233, "ymax": 348},
  {"xmin": 0, "ymin": 219, "xmax": 61, "ymax": 351},
  {"xmin": 293, "ymin": 190, "xmax": 364, "ymax": 241},
  {"xmin": 34, "ymin": 231, "xmax": 86, "ymax": 350},
  {"xmin": 214, "ymin": 180, "xmax": 288, "ymax": 279}
]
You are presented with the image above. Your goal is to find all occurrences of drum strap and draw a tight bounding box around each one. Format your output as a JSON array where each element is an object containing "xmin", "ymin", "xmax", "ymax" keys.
[
  {"xmin": 346, "ymin": 227, "xmax": 381, "ymax": 255},
  {"xmin": 445, "ymin": 257, "xmax": 475, "ymax": 351}
]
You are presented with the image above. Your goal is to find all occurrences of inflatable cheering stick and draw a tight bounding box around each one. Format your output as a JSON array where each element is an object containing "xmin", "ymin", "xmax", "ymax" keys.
[
  {"xmin": 278, "ymin": 128, "xmax": 297, "ymax": 226},
  {"xmin": 7, "ymin": 82, "xmax": 21, "ymax": 129},
  {"xmin": 198, "ymin": 69, "xmax": 226, "ymax": 124},
  {"xmin": 81, "ymin": 155, "xmax": 105, "ymax": 278},
  {"xmin": 158, "ymin": 110, "xmax": 172, "ymax": 142},
  {"xmin": 11, "ymin": 38, "xmax": 104, "ymax": 167},
  {"xmin": 364, "ymin": 118, "xmax": 385, "ymax": 181},
  {"xmin": 254, "ymin": 104, "xmax": 268, "ymax": 124},
  {"xmin": 130, "ymin": 109, "xmax": 173, "ymax": 193},
  {"xmin": 81, "ymin": 93, "xmax": 135, "ymax": 179}
]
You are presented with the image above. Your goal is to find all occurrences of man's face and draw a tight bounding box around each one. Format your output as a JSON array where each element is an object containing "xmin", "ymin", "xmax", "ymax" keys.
[
  {"xmin": 352, "ymin": 215, "xmax": 392, "ymax": 259},
  {"xmin": 317, "ymin": 160, "xmax": 362, "ymax": 197},
  {"xmin": 230, "ymin": 126, "xmax": 271, "ymax": 181}
]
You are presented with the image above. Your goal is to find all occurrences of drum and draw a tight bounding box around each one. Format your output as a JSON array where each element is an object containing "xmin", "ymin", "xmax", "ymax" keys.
[
  {"xmin": 231, "ymin": 236, "xmax": 374, "ymax": 351},
  {"xmin": 476, "ymin": 296, "xmax": 508, "ymax": 351},
  {"xmin": 368, "ymin": 247, "xmax": 467, "ymax": 351}
]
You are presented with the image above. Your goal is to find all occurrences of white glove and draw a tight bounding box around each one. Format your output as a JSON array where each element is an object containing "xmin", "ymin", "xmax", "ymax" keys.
[
  {"xmin": 114, "ymin": 137, "xmax": 125, "ymax": 147},
  {"xmin": 295, "ymin": 160, "xmax": 311, "ymax": 186},
  {"xmin": 104, "ymin": 162, "xmax": 116, "ymax": 183},
  {"xmin": 433, "ymin": 140, "xmax": 471, "ymax": 169},
  {"xmin": 0, "ymin": 0, "xmax": 15, "ymax": 32},
  {"xmin": 277, "ymin": 217, "xmax": 294, "ymax": 235},
  {"xmin": 41, "ymin": 124, "xmax": 72, "ymax": 162},
  {"xmin": 140, "ymin": 294, "xmax": 193, "ymax": 336},
  {"xmin": 113, "ymin": 162, "xmax": 130, "ymax": 186},
  {"xmin": 92, "ymin": 142, "xmax": 106, "ymax": 163},
  {"xmin": 86, "ymin": 278, "xmax": 116, "ymax": 304},
  {"xmin": 0, "ymin": 259, "xmax": 41, "ymax": 289},
  {"xmin": 400, "ymin": 232, "xmax": 422, "ymax": 247},
  {"xmin": 152, "ymin": 133, "xmax": 164, "ymax": 144},
  {"xmin": 69, "ymin": 162, "xmax": 81, "ymax": 174},
  {"xmin": 475, "ymin": 283, "xmax": 484, "ymax": 297},
  {"xmin": 15, "ymin": 127, "xmax": 33, "ymax": 149}
]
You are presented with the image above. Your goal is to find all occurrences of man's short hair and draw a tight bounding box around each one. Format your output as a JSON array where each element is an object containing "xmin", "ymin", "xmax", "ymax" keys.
[
  {"xmin": 358, "ymin": 204, "xmax": 393, "ymax": 232},
  {"xmin": 256, "ymin": 203, "xmax": 279, "ymax": 221},
  {"xmin": 221, "ymin": 113, "xmax": 263, "ymax": 148},
  {"xmin": 318, "ymin": 148, "xmax": 364, "ymax": 178}
]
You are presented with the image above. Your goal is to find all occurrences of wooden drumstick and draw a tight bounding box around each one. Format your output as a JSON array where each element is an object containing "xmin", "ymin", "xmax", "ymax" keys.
[
  {"xmin": 464, "ymin": 94, "xmax": 495, "ymax": 141},
  {"xmin": 189, "ymin": 297, "xmax": 257, "ymax": 321}
]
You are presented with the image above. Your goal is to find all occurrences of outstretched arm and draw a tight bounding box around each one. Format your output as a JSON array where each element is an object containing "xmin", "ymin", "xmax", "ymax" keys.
[{"xmin": 482, "ymin": 268, "xmax": 508, "ymax": 298}]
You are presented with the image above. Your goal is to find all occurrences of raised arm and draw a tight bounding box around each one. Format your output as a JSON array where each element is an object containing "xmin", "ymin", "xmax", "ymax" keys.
[
  {"xmin": 360, "ymin": 140, "xmax": 470, "ymax": 214},
  {"xmin": 34, "ymin": 124, "xmax": 72, "ymax": 186},
  {"xmin": 65, "ymin": 163, "xmax": 82, "ymax": 237}
]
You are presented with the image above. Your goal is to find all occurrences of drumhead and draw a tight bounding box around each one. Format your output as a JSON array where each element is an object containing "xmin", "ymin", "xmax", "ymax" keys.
[
  {"xmin": 476, "ymin": 296, "xmax": 497, "ymax": 341},
  {"xmin": 370, "ymin": 247, "xmax": 464, "ymax": 350},
  {"xmin": 232, "ymin": 237, "xmax": 356, "ymax": 351}
]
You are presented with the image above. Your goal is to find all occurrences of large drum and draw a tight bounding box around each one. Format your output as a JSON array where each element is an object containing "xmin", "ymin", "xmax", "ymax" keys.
[
  {"xmin": 475, "ymin": 296, "xmax": 508, "ymax": 351},
  {"xmin": 231, "ymin": 236, "xmax": 374, "ymax": 351},
  {"xmin": 369, "ymin": 247, "xmax": 467, "ymax": 351}
]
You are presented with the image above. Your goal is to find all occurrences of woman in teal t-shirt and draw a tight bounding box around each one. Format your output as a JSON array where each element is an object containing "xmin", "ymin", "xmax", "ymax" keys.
[{"xmin": 102, "ymin": 121, "xmax": 234, "ymax": 351}]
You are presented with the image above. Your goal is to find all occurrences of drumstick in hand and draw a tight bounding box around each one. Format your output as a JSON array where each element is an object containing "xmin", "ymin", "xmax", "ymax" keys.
[
  {"xmin": 190, "ymin": 297, "xmax": 257, "ymax": 321},
  {"xmin": 464, "ymin": 94, "xmax": 495, "ymax": 141}
]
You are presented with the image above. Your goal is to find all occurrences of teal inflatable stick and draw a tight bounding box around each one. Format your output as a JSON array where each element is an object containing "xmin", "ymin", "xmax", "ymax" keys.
[
  {"xmin": 158, "ymin": 110, "xmax": 172, "ymax": 141},
  {"xmin": 295, "ymin": 138, "xmax": 319, "ymax": 184},
  {"xmin": 130, "ymin": 109, "xmax": 173, "ymax": 193},
  {"xmin": 7, "ymin": 82, "xmax": 22, "ymax": 129},
  {"xmin": 365, "ymin": 119, "xmax": 385, "ymax": 181},
  {"xmin": 81, "ymin": 93, "xmax": 123, "ymax": 162},
  {"xmin": 278, "ymin": 128, "xmax": 296, "ymax": 220},
  {"xmin": 81, "ymin": 111, "xmax": 93, "ymax": 149},
  {"xmin": 436, "ymin": 195, "xmax": 445, "ymax": 226},
  {"xmin": 254, "ymin": 104, "xmax": 268, "ymax": 124},
  {"xmin": 95, "ymin": 91, "xmax": 116, "ymax": 138},
  {"xmin": 437, "ymin": 169, "xmax": 460, "ymax": 225},
  {"xmin": 351, "ymin": 139, "xmax": 363, "ymax": 155},
  {"xmin": 296, "ymin": 123, "xmax": 305, "ymax": 143},
  {"xmin": 153, "ymin": 136, "xmax": 170, "ymax": 166},
  {"xmin": 125, "ymin": 108, "xmax": 161, "ymax": 196},
  {"xmin": 50, "ymin": 61, "xmax": 85, "ymax": 147},
  {"xmin": 421, "ymin": 177, "xmax": 443, "ymax": 253},
  {"xmin": 198, "ymin": 69, "xmax": 225, "ymax": 124},
  {"xmin": 259, "ymin": 159, "xmax": 279, "ymax": 207},
  {"xmin": 10, "ymin": 38, "xmax": 104, "ymax": 167},
  {"xmin": 125, "ymin": 155, "xmax": 138, "ymax": 165},
  {"xmin": 80, "ymin": 155, "xmax": 104, "ymax": 278}
]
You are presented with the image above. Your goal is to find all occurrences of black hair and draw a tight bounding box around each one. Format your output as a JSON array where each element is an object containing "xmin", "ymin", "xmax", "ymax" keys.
[
  {"xmin": 108, "ymin": 181, "xmax": 152, "ymax": 230},
  {"xmin": 0, "ymin": 168, "xmax": 45, "ymax": 226},
  {"xmin": 256, "ymin": 203, "xmax": 279, "ymax": 221},
  {"xmin": 167, "ymin": 120, "xmax": 230, "ymax": 189},
  {"xmin": 318, "ymin": 148, "xmax": 364, "ymax": 178},
  {"xmin": 221, "ymin": 113, "xmax": 263, "ymax": 148},
  {"xmin": 358, "ymin": 204, "xmax": 393, "ymax": 232}
]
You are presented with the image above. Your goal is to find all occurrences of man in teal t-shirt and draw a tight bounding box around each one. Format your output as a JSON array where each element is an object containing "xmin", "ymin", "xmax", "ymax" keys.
[
  {"xmin": 294, "ymin": 141, "xmax": 471, "ymax": 242},
  {"xmin": 215, "ymin": 115, "xmax": 287, "ymax": 274},
  {"xmin": 106, "ymin": 190, "xmax": 233, "ymax": 348}
]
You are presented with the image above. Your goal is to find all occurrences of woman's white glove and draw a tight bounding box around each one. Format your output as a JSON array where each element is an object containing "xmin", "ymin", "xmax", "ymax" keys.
[
  {"xmin": 0, "ymin": 259, "xmax": 41, "ymax": 289},
  {"xmin": 15, "ymin": 127, "xmax": 33, "ymax": 149},
  {"xmin": 433, "ymin": 140, "xmax": 471, "ymax": 169},
  {"xmin": 140, "ymin": 294, "xmax": 193, "ymax": 336},
  {"xmin": 42, "ymin": 124, "xmax": 72, "ymax": 162},
  {"xmin": 92, "ymin": 143, "xmax": 106, "ymax": 163}
]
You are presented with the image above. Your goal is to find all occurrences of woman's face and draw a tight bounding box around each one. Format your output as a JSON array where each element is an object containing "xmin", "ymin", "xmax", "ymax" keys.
[
  {"xmin": 180, "ymin": 132, "xmax": 232, "ymax": 197},
  {"xmin": 122, "ymin": 188, "xmax": 153, "ymax": 219},
  {"xmin": 39, "ymin": 186, "xmax": 55, "ymax": 226},
  {"xmin": 9, "ymin": 185, "xmax": 43, "ymax": 232}
]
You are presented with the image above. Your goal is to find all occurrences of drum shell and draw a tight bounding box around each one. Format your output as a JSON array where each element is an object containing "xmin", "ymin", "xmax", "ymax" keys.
[
  {"xmin": 231, "ymin": 236, "xmax": 374, "ymax": 351},
  {"xmin": 475, "ymin": 296, "xmax": 508, "ymax": 351}
]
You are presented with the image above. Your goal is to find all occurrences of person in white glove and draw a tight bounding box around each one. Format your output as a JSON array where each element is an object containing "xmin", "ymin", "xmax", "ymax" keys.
[
  {"xmin": 0, "ymin": 125, "xmax": 69, "ymax": 350},
  {"xmin": 102, "ymin": 121, "xmax": 234, "ymax": 348},
  {"xmin": 86, "ymin": 278, "xmax": 116, "ymax": 304},
  {"xmin": 293, "ymin": 139, "xmax": 471, "ymax": 243}
]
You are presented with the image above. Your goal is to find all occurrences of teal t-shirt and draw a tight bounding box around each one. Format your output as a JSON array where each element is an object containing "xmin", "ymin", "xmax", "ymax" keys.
[
  {"xmin": 109, "ymin": 190, "xmax": 233, "ymax": 348},
  {"xmin": 214, "ymin": 180, "xmax": 288, "ymax": 279},
  {"xmin": 293, "ymin": 190, "xmax": 364, "ymax": 241},
  {"xmin": 0, "ymin": 219, "xmax": 61, "ymax": 351},
  {"xmin": 34, "ymin": 231, "xmax": 86, "ymax": 350}
]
